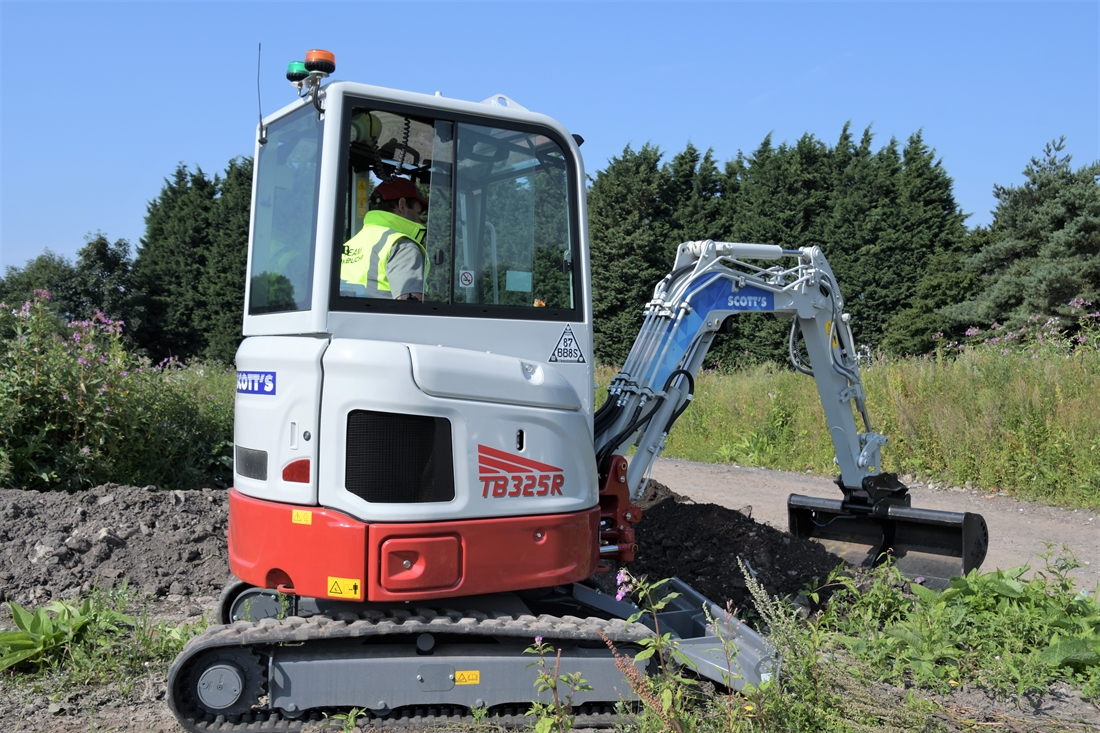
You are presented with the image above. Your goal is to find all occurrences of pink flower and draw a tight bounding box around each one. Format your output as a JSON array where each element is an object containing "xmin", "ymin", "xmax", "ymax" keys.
[
  {"xmin": 965, "ymin": 327, "xmax": 981, "ymax": 337},
  {"xmin": 615, "ymin": 569, "xmax": 633, "ymax": 602}
]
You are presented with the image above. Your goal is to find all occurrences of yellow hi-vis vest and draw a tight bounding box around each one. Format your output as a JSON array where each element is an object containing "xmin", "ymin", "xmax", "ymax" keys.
[{"xmin": 340, "ymin": 210, "xmax": 428, "ymax": 298}]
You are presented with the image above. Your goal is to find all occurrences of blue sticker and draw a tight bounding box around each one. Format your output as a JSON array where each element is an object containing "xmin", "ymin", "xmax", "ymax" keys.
[
  {"xmin": 237, "ymin": 371, "xmax": 276, "ymax": 395},
  {"xmin": 726, "ymin": 284, "xmax": 774, "ymax": 311}
]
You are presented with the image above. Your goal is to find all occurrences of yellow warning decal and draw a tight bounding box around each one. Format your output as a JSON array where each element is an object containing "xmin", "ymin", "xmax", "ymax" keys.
[
  {"xmin": 327, "ymin": 576, "xmax": 362, "ymax": 600},
  {"xmin": 455, "ymin": 670, "xmax": 480, "ymax": 685},
  {"xmin": 291, "ymin": 510, "xmax": 312, "ymax": 525}
]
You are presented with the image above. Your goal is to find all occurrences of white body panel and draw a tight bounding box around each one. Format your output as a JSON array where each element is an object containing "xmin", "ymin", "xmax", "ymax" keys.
[
  {"xmin": 235, "ymin": 81, "xmax": 598, "ymax": 522},
  {"xmin": 327, "ymin": 313, "xmax": 594, "ymax": 419},
  {"xmin": 408, "ymin": 344, "xmax": 581, "ymax": 411},
  {"xmin": 318, "ymin": 338, "xmax": 597, "ymax": 522},
  {"xmin": 234, "ymin": 336, "xmax": 328, "ymax": 505}
]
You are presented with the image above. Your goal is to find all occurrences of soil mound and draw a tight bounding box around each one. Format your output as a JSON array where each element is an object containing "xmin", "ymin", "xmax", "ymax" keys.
[
  {"xmin": 0, "ymin": 484, "xmax": 229, "ymax": 609},
  {"xmin": 624, "ymin": 480, "xmax": 843, "ymax": 610},
  {"xmin": 0, "ymin": 481, "xmax": 840, "ymax": 612}
]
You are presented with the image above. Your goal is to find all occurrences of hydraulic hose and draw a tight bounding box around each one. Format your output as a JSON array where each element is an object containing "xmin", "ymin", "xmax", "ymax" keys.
[
  {"xmin": 595, "ymin": 398, "xmax": 665, "ymax": 474},
  {"xmin": 789, "ymin": 318, "xmax": 814, "ymax": 376},
  {"xmin": 661, "ymin": 369, "xmax": 695, "ymax": 433}
]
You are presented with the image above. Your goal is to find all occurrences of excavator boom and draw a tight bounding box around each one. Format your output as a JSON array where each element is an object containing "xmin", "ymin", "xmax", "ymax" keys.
[{"xmin": 594, "ymin": 240, "xmax": 988, "ymax": 586}]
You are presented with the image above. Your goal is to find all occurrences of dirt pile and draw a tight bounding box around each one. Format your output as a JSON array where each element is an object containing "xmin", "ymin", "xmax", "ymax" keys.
[
  {"xmin": 622, "ymin": 480, "xmax": 843, "ymax": 610},
  {"xmin": 0, "ymin": 484, "xmax": 230, "ymax": 610},
  {"xmin": 0, "ymin": 481, "xmax": 839, "ymax": 613}
]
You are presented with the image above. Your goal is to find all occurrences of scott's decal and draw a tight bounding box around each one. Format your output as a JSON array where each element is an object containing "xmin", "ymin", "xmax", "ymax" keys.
[
  {"xmin": 237, "ymin": 371, "xmax": 276, "ymax": 395},
  {"xmin": 478, "ymin": 444, "xmax": 564, "ymax": 498},
  {"xmin": 726, "ymin": 285, "xmax": 774, "ymax": 311}
]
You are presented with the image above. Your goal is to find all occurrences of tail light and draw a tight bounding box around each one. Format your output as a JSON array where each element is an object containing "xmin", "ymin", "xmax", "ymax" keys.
[{"xmin": 283, "ymin": 459, "xmax": 310, "ymax": 483}]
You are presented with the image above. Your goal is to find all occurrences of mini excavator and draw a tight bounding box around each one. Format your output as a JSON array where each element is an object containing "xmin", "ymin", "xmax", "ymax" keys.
[{"xmin": 166, "ymin": 49, "xmax": 988, "ymax": 731}]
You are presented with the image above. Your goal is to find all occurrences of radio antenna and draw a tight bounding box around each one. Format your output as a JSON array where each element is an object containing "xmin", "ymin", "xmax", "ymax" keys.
[{"xmin": 256, "ymin": 43, "xmax": 267, "ymax": 145}]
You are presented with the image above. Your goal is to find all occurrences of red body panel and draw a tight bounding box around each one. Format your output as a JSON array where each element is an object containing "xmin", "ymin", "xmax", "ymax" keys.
[{"xmin": 228, "ymin": 489, "xmax": 599, "ymax": 602}]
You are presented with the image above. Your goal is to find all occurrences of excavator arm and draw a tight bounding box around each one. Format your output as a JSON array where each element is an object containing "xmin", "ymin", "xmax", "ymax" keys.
[{"xmin": 594, "ymin": 240, "xmax": 988, "ymax": 584}]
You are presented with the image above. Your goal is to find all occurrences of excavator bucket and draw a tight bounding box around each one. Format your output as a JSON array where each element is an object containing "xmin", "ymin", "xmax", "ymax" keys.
[{"xmin": 787, "ymin": 494, "xmax": 989, "ymax": 588}]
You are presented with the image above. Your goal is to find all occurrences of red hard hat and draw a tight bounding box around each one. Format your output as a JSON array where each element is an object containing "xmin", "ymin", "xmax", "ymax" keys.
[{"xmin": 375, "ymin": 178, "xmax": 428, "ymax": 208}]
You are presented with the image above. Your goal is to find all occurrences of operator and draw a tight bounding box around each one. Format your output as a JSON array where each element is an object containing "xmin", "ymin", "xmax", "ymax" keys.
[{"xmin": 340, "ymin": 177, "xmax": 428, "ymax": 301}]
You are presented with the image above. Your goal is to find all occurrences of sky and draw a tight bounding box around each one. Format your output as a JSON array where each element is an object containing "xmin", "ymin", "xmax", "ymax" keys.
[{"xmin": 1, "ymin": 1, "xmax": 1097, "ymax": 272}]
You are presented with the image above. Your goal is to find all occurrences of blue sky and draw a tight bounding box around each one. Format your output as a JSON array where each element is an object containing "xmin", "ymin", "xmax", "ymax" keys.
[{"xmin": 2, "ymin": 1, "xmax": 1097, "ymax": 272}]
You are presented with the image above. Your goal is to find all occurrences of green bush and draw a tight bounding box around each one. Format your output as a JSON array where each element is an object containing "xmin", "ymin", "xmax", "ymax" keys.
[{"xmin": 0, "ymin": 290, "xmax": 233, "ymax": 491}]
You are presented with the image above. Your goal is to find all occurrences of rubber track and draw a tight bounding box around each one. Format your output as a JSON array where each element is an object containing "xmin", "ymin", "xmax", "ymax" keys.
[{"xmin": 168, "ymin": 607, "xmax": 655, "ymax": 733}]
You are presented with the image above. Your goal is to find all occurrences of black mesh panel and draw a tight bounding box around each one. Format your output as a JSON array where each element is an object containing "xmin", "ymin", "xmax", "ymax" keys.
[
  {"xmin": 345, "ymin": 410, "xmax": 455, "ymax": 503},
  {"xmin": 235, "ymin": 446, "xmax": 268, "ymax": 481}
]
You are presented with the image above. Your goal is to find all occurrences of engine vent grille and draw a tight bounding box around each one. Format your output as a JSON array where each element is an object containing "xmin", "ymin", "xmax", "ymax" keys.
[
  {"xmin": 235, "ymin": 446, "xmax": 268, "ymax": 481},
  {"xmin": 346, "ymin": 410, "xmax": 455, "ymax": 503}
]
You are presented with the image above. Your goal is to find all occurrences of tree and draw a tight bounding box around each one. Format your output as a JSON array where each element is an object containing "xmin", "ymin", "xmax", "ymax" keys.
[
  {"xmin": 0, "ymin": 250, "xmax": 78, "ymax": 320},
  {"xmin": 198, "ymin": 157, "xmax": 252, "ymax": 364},
  {"xmin": 944, "ymin": 138, "xmax": 1100, "ymax": 329},
  {"xmin": 665, "ymin": 143, "xmax": 723, "ymax": 250},
  {"xmin": 70, "ymin": 234, "xmax": 136, "ymax": 326},
  {"xmin": 585, "ymin": 126, "xmax": 970, "ymax": 364},
  {"xmin": 588, "ymin": 144, "xmax": 674, "ymax": 366},
  {"xmin": 710, "ymin": 133, "xmax": 834, "ymax": 365},
  {"xmin": 131, "ymin": 164, "xmax": 218, "ymax": 361},
  {"xmin": 869, "ymin": 131, "xmax": 968, "ymax": 354},
  {"xmin": 0, "ymin": 234, "xmax": 136, "ymax": 329}
]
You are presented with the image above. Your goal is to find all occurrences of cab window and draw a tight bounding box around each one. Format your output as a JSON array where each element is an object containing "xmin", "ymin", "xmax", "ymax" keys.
[
  {"xmin": 334, "ymin": 103, "xmax": 578, "ymax": 319},
  {"xmin": 249, "ymin": 108, "xmax": 322, "ymax": 314}
]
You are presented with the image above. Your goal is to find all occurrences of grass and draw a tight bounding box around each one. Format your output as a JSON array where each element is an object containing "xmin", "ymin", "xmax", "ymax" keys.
[{"xmin": 600, "ymin": 341, "xmax": 1100, "ymax": 509}]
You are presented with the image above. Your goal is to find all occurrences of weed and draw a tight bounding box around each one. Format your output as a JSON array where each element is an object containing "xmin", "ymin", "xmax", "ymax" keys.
[
  {"xmin": 598, "ymin": 570, "xmax": 703, "ymax": 733},
  {"xmin": 0, "ymin": 584, "xmax": 202, "ymax": 684},
  {"xmin": 821, "ymin": 549, "xmax": 1100, "ymax": 699},
  {"xmin": 321, "ymin": 706, "xmax": 367, "ymax": 732},
  {"xmin": 524, "ymin": 636, "xmax": 593, "ymax": 733}
]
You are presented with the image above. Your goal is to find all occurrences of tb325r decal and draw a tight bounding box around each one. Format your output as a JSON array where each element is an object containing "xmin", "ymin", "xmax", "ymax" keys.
[{"xmin": 477, "ymin": 444, "xmax": 564, "ymax": 498}]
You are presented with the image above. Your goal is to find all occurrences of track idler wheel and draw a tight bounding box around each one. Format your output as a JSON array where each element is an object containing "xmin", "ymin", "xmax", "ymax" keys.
[{"xmin": 179, "ymin": 648, "xmax": 266, "ymax": 720}]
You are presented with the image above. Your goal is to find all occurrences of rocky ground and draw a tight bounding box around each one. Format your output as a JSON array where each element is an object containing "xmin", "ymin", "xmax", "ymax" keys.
[{"xmin": 0, "ymin": 480, "xmax": 1096, "ymax": 732}]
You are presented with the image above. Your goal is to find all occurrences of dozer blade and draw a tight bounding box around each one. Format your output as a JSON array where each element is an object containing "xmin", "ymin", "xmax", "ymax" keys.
[{"xmin": 787, "ymin": 494, "xmax": 988, "ymax": 589}]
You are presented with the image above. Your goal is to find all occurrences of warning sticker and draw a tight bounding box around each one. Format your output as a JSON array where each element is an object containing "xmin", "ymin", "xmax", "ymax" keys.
[
  {"xmin": 455, "ymin": 670, "xmax": 480, "ymax": 685},
  {"xmin": 458, "ymin": 270, "xmax": 475, "ymax": 288},
  {"xmin": 291, "ymin": 510, "xmax": 312, "ymax": 525},
  {"xmin": 327, "ymin": 576, "xmax": 362, "ymax": 600},
  {"xmin": 549, "ymin": 325, "xmax": 585, "ymax": 363}
]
